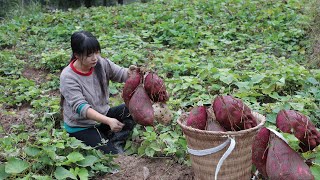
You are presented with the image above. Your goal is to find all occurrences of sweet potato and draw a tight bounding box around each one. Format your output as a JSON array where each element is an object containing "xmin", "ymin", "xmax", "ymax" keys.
[
  {"xmin": 186, "ymin": 106, "xmax": 207, "ymax": 130},
  {"xmin": 276, "ymin": 110, "xmax": 320, "ymax": 152},
  {"xmin": 266, "ymin": 134, "xmax": 314, "ymax": 180},
  {"xmin": 128, "ymin": 85, "xmax": 154, "ymax": 126},
  {"xmin": 252, "ymin": 127, "xmax": 270, "ymax": 178},
  {"xmin": 122, "ymin": 70, "xmax": 142, "ymax": 107},
  {"xmin": 212, "ymin": 95, "xmax": 257, "ymax": 131},
  {"xmin": 144, "ymin": 72, "xmax": 169, "ymax": 102},
  {"xmin": 152, "ymin": 102, "xmax": 173, "ymax": 125}
]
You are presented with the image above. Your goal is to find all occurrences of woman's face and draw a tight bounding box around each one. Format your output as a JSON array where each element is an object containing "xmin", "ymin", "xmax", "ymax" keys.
[{"xmin": 77, "ymin": 52, "xmax": 100, "ymax": 68}]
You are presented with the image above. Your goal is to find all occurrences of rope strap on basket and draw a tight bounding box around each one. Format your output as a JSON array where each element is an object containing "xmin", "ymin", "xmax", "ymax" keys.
[
  {"xmin": 187, "ymin": 137, "xmax": 236, "ymax": 180},
  {"xmin": 267, "ymin": 127, "xmax": 288, "ymax": 144}
]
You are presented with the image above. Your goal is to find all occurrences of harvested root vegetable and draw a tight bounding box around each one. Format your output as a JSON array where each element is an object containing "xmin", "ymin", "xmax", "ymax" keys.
[
  {"xmin": 252, "ymin": 127, "xmax": 270, "ymax": 178},
  {"xmin": 205, "ymin": 119, "xmax": 226, "ymax": 132},
  {"xmin": 186, "ymin": 106, "xmax": 207, "ymax": 130},
  {"xmin": 152, "ymin": 102, "xmax": 173, "ymax": 125},
  {"xmin": 212, "ymin": 95, "xmax": 257, "ymax": 131},
  {"xmin": 266, "ymin": 134, "xmax": 314, "ymax": 180},
  {"xmin": 276, "ymin": 110, "xmax": 320, "ymax": 152},
  {"xmin": 128, "ymin": 85, "xmax": 154, "ymax": 126},
  {"xmin": 122, "ymin": 70, "xmax": 142, "ymax": 107},
  {"xmin": 144, "ymin": 72, "xmax": 169, "ymax": 102}
]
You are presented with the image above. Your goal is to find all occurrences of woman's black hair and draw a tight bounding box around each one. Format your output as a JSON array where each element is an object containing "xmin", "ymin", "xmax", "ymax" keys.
[
  {"xmin": 60, "ymin": 31, "xmax": 105, "ymax": 116},
  {"xmin": 71, "ymin": 31, "xmax": 101, "ymax": 59}
]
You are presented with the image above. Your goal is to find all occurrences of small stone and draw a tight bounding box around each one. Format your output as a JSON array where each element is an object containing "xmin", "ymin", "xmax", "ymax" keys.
[{"xmin": 143, "ymin": 166, "xmax": 150, "ymax": 180}]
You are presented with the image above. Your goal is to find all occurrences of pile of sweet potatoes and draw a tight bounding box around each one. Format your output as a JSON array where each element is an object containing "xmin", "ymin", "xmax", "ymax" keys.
[
  {"xmin": 186, "ymin": 95, "xmax": 257, "ymax": 132},
  {"xmin": 184, "ymin": 95, "xmax": 318, "ymax": 179},
  {"xmin": 252, "ymin": 109, "xmax": 319, "ymax": 179},
  {"xmin": 122, "ymin": 69, "xmax": 171, "ymax": 126}
]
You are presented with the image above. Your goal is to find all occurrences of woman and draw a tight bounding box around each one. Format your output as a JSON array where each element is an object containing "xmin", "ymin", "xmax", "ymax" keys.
[{"xmin": 60, "ymin": 31, "xmax": 136, "ymax": 154}]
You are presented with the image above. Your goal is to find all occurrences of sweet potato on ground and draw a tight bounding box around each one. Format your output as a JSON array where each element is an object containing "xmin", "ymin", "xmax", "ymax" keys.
[
  {"xmin": 212, "ymin": 95, "xmax": 257, "ymax": 131},
  {"xmin": 276, "ymin": 110, "xmax": 320, "ymax": 152},
  {"xmin": 128, "ymin": 85, "xmax": 154, "ymax": 126},
  {"xmin": 266, "ymin": 134, "xmax": 314, "ymax": 180},
  {"xmin": 186, "ymin": 106, "xmax": 207, "ymax": 130}
]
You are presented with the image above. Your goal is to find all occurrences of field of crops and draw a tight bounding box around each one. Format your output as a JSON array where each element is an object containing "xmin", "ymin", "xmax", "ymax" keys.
[{"xmin": 0, "ymin": 0, "xmax": 320, "ymax": 179}]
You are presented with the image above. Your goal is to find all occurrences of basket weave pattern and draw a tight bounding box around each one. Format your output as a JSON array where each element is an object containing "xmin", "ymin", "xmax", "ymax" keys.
[{"xmin": 177, "ymin": 111, "xmax": 266, "ymax": 180}]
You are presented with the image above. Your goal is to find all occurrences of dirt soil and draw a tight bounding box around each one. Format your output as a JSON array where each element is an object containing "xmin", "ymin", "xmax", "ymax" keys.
[
  {"xmin": 0, "ymin": 104, "xmax": 35, "ymax": 137},
  {"xmin": 101, "ymin": 155, "xmax": 194, "ymax": 180}
]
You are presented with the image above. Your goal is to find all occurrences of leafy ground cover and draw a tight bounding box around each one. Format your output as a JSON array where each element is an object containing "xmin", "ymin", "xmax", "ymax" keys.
[{"xmin": 0, "ymin": 0, "xmax": 320, "ymax": 179}]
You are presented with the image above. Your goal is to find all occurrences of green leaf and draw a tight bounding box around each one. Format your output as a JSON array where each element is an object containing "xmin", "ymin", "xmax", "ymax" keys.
[
  {"xmin": 314, "ymin": 152, "xmax": 320, "ymax": 164},
  {"xmin": 266, "ymin": 113, "xmax": 277, "ymax": 124},
  {"xmin": 145, "ymin": 126, "xmax": 154, "ymax": 133},
  {"xmin": 56, "ymin": 143, "xmax": 65, "ymax": 149},
  {"xmin": 132, "ymin": 127, "xmax": 139, "ymax": 138},
  {"xmin": 69, "ymin": 138, "xmax": 85, "ymax": 148},
  {"xmin": 277, "ymin": 77, "xmax": 286, "ymax": 85},
  {"xmin": 32, "ymin": 175, "xmax": 51, "ymax": 180},
  {"xmin": 92, "ymin": 163, "xmax": 110, "ymax": 173},
  {"xmin": 310, "ymin": 164, "xmax": 320, "ymax": 178},
  {"xmin": 54, "ymin": 167, "xmax": 77, "ymax": 180},
  {"xmin": 150, "ymin": 143, "xmax": 161, "ymax": 151},
  {"xmin": 24, "ymin": 146, "xmax": 41, "ymax": 157},
  {"xmin": 5, "ymin": 158, "xmax": 29, "ymax": 174},
  {"xmin": 78, "ymin": 168, "xmax": 89, "ymax": 180},
  {"xmin": 289, "ymin": 102, "xmax": 304, "ymax": 111},
  {"xmin": 307, "ymin": 77, "xmax": 319, "ymax": 85},
  {"xmin": 219, "ymin": 74, "xmax": 234, "ymax": 85},
  {"xmin": 234, "ymin": 82, "xmax": 251, "ymax": 90},
  {"xmin": 77, "ymin": 155, "xmax": 98, "ymax": 167},
  {"xmin": 261, "ymin": 83, "xmax": 275, "ymax": 95},
  {"xmin": 250, "ymin": 74, "xmax": 265, "ymax": 84},
  {"xmin": 282, "ymin": 133, "xmax": 300, "ymax": 151},
  {"xmin": 67, "ymin": 152, "xmax": 85, "ymax": 163},
  {"xmin": 145, "ymin": 147, "xmax": 155, "ymax": 157},
  {"xmin": 0, "ymin": 164, "xmax": 9, "ymax": 180}
]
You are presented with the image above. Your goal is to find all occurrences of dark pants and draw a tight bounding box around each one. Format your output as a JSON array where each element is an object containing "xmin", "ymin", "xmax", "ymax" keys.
[{"xmin": 68, "ymin": 104, "xmax": 135, "ymax": 154}]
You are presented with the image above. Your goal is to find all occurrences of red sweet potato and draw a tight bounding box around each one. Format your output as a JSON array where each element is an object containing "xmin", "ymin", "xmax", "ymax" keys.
[
  {"xmin": 122, "ymin": 70, "xmax": 142, "ymax": 107},
  {"xmin": 266, "ymin": 134, "xmax": 314, "ymax": 180},
  {"xmin": 252, "ymin": 127, "xmax": 270, "ymax": 178},
  {"xmin": 212, "ymin": 95, "xmax": 257, "ymax": 131},
  {"xmin": 276, "ymin": 110, "xmax": 320, "ymax": 152},
  {"xmin": 128, "ymin": 85, "xmax": 154, "ymax": 126},
  {"xmin": 186, "ymin": 106, "xmax": 207, "ymax": 130},
  {"xmin": 144, "ymin": 72, "xmax": 169, "ymax": 102}
]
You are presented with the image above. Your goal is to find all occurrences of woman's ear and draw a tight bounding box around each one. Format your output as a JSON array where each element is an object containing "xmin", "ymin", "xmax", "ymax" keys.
[{"xmin": 74, "ymin": 53, "xmax": 80, "ymax": 60}]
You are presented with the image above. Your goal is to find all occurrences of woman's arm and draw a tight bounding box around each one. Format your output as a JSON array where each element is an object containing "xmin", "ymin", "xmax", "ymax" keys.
[{"xmin": 86, "ymin": 108, "xmax": 124, "ymax": 132}]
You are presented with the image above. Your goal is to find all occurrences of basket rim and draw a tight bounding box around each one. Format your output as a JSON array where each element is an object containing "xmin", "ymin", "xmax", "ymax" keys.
[{"xmin": 177, "ymin": 111, "xmax": 266, "ymax": 136}]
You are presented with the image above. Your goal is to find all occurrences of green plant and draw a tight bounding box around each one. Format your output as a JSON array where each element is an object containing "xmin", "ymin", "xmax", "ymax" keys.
[
  {"xmin": 0, "ymin": 77, "xmax": 41, "ymax": 107},
  {"xmin": 0, "ymin": 129, "xmax": 118, "ymax": 179},
  {"xmin": 0, "ymin": 51, "xmax": 26, "ymax": 76}
]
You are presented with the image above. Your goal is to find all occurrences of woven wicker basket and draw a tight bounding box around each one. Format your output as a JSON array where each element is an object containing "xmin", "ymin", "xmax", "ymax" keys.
[{"xmin": 177, "ymin": 110, "xmax": 266, "ymax": 180}]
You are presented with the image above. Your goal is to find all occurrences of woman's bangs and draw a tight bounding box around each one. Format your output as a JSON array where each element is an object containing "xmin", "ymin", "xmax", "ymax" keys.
[{"xmin": 83, "ymin": 37, "xmax": 101, "ymax": 56}]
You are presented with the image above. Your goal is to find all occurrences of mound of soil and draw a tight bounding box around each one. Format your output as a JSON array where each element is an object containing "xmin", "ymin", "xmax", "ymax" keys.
[{"xmin": 100, "ymin": 155, "xmax": 194, "ymax": 180}]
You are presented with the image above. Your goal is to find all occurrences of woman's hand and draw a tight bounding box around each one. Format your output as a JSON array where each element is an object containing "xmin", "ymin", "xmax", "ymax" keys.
[
  {"xmin": 86, "ymin": 108, "xmax": 124, "ymax": 132},
  {"xmin": 128, "ymin": 65, "xmax": 138, "ymax": 76},
  {"xmin": 108, "ymin": 117, "xmax": 125, "ymax": 132}
]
